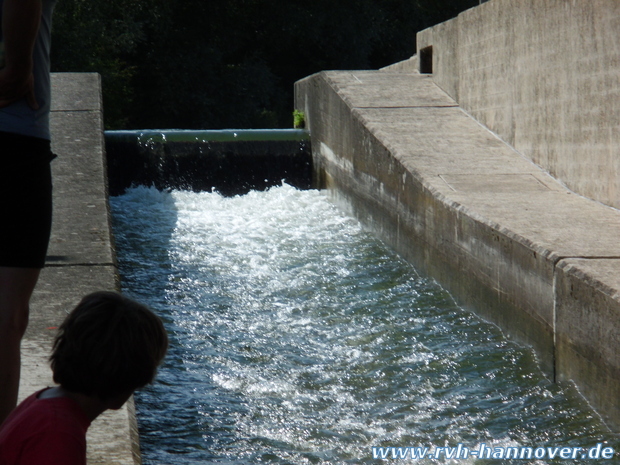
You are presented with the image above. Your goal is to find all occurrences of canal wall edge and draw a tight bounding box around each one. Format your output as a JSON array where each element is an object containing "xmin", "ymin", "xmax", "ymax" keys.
[
  {"xmin": 21, "ymin": 73, "xmax": 141, "ymax": 464},
  {"xmin": 294, "ymin": 70, "xmax": 620, "ymax": 431}
]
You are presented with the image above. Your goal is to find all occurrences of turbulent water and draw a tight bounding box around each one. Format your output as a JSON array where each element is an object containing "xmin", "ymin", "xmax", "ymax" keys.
[{"xmin": 110, "ymin": 185, "xmax": 615, "ymax": 465}]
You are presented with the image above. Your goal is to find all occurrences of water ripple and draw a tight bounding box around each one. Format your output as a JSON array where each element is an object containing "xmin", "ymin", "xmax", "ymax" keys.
[{"xmin": 110, "ymin": 185, "xmax": 615, "ymax": 465}]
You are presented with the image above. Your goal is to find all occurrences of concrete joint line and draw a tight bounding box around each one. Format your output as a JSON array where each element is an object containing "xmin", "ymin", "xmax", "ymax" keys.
[
  {"xmin": 553, "ymin": 256, "xmax": 620, "ymax": 267},
  {"xmin": 551, "ymin": 270, "xmax": 559, "ymax": 383},
  {"xmin": 560, "ymin": 256, "xmax": 620, "ymax": 260},
  {"xmin": 51, "ymin": 109, "xmax": 100, "ymax": 113},
  {"xmin": 44, "ymin": 262, "xmax": 117, "ymax": 268},
  {"xmin": 352, "ymin": 105, "xmax": 459, "ymax": 110}
]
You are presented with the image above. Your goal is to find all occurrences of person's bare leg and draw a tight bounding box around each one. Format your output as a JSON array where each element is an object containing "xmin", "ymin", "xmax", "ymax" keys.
[{"xmin": 0, "ymin": 266, "xmax": 41, "ymax": 425}]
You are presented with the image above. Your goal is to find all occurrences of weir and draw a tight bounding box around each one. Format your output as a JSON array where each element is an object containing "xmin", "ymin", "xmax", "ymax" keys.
[{"xmin": 104, "ymin": 129, "xmax": 311, "ymax": 196}]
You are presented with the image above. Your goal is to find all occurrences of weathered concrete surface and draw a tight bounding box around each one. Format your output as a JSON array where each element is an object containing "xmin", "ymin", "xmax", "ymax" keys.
[
  {"xmin": 417, "ymin": 0, "xmax": 620, "ymax": 209},
  {"xmin": 295, "ymin": 70, "xmax": 620, "ymax": 431},
  {"xmin": 19, "ymin": 73, "xmax": 140, "ymax": 464},
  {"xmin": 379, "ymin": 55, "xmax": 419, "ymax": 74}
]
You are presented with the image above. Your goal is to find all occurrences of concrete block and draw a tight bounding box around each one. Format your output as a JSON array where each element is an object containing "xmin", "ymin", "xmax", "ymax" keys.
[
  {"xmin": 555, "ymin": 259, "xmax": 620, "ymax": 428},
  {"xmin": 51, "ymin": 73, "xmax": 102, "ymax": 112}
]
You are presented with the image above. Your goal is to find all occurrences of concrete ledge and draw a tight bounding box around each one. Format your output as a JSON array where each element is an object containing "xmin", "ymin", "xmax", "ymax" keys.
[
  {"xmin": 295, "ymin": 70, "xmax": 620, "ymax": 430},
  {"xmin": 21, "ymin": 73, "xmax": 140, "ymax": 464}
]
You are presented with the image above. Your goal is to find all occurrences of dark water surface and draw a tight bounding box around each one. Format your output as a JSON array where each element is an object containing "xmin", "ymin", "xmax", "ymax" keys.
[{"xmin": 110, "ymin": 185, "xmax": 616, "ymax": 464}]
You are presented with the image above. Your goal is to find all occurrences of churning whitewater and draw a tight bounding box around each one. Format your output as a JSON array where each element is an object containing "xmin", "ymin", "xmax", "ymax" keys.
[{"xmin": 110, "ymin": 185, "xmax": 612, "ymax": 465}]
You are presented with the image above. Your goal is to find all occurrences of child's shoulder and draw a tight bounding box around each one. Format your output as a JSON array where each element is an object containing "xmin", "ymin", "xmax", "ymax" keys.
[
  {"xmin": 0, "ymin": 389, "xmax": 90, "ymax": 464},
  {"xmin": 0, "ymin": 389, "xmax": 47, "ymax": 432},
  {"xmin": 0, "ymin": 389, "xmax": 89, "ymax": 446}
]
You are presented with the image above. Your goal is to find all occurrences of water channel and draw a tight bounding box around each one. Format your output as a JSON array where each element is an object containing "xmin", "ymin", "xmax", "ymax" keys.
[{"xmin": 110, "ymin": 184, "xmax": 615, "ymax": 464}]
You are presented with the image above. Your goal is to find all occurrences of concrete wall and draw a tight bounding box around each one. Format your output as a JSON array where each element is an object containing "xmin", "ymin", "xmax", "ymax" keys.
[
  {"xmin": 23, "ymin": 73, "xmax": 141, "ymax": 464},
  {"xmin": 417, "ymin": 0, "xmax": 620, "ymax": 209},
  {"xmin": 295, "ymin": 68, "xmax": 620, "ymax": 431}
]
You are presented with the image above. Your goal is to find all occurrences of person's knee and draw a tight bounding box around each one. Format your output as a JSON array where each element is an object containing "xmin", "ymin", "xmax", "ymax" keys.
[
  {"xmin": 0, "ymin": 303, "xmax": 30, "ymax": 341},
  {"xmin": 0, "ymin": 267, "xmax": 40, "ymax": 340}
]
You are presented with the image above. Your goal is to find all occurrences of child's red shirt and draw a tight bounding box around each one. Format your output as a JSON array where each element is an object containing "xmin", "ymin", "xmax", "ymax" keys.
[{"xmin": 0, "ymin": 389, "xmax": 90, "ymax": 465}]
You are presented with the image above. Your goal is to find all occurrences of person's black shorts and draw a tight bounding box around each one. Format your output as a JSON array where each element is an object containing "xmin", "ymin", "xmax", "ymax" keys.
[{"xmin": 0, "ymin": 131, "xmax": 55, "ymax": 269}]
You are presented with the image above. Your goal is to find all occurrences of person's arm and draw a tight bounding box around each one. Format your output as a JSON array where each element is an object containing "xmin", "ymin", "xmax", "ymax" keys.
[{"xmin": 0, "ymin": 0, "xmax": 42, "ymax": 109}]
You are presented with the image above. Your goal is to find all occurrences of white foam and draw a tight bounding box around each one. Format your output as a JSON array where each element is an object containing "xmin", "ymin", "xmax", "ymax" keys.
[{"xmin": 111, "ymin": 185, "xmax": 611, "ymax": 465}]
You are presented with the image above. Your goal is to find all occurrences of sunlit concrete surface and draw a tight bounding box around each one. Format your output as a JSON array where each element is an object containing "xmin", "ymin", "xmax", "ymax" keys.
[
  {"xmin": 20, "ymin": 73, "xmax": 140, "ymax": 465},
  {"xmin": 417, "ymin": 0, "xmax": 620, "ymax": 209},
  {"xmin": 295, "ymin": 68, "xmax": 620, "ymax": 431}
]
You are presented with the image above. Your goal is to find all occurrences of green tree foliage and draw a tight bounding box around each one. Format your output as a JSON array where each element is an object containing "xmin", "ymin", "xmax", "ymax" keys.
[
  {"xmin": 50, "ymin": 0, "xmax": 152, "ymax": 127},
  {"xmin": 51, "ymin": 0, "xmax": 478, "ymax": 129}
]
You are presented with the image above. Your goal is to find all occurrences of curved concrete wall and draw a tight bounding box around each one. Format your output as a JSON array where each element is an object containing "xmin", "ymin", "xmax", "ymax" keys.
[{"xmin": 417, "ymin": 0, "xmax": 620, "ymax": 209}]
